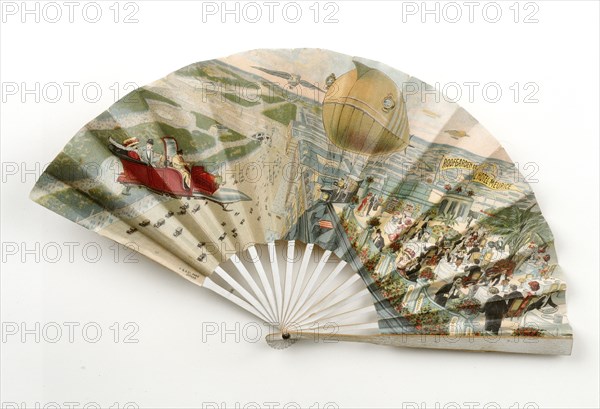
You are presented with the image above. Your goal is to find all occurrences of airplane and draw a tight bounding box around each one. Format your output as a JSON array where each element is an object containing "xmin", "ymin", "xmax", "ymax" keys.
[
  {"xmin": 422, "ymin": 109, "xmax": 440, "ymax": 118},
  {"xmin": 252, "ymin": 66, "xmax": 325, "ymax": 92},
  {"xmin": 444, "ymin": 130, "xmax": 470, "ymax": 139},
  {"xmin": 109, "ymin": 136, "xmax": 251, "ymax": 211}
]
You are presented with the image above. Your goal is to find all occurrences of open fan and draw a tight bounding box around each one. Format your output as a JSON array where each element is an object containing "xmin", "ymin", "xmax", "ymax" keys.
[{"xmin": 30, "ymin": 49, "xmax": 572, "ymax": 355}]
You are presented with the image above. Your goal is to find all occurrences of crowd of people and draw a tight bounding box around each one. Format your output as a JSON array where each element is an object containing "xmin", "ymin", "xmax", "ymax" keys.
[{"xmin": 354, "ymin": 203, "xmax": 561, "ymax": 335}]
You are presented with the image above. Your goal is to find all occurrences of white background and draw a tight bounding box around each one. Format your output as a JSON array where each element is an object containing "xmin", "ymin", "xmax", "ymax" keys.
[{"xmin": 1, "ymin": 1, "xmax": 599, "ymax": 408}]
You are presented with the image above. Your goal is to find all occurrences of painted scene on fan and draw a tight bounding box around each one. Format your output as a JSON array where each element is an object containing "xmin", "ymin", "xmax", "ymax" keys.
[
  {"xmin": 260, "ymin": 50, "xmax": 570, "ymax": 339},
  {"xmin": 29, "ymin": 49, "xmax": 570, "ymax": 339},
  {"xmin": 282, "ymin": 101, "xmax": 569, "ymax": 338}
]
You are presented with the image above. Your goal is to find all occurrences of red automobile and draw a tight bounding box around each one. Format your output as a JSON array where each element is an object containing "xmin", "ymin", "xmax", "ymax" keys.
[{"xmin": 109, "ymin": 136, "xmax": 250, "ymax": 210}]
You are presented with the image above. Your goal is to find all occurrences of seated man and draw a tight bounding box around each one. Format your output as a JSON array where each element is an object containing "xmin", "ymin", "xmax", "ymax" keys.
[
  {"xmin": 139, "ymin": 138, "xmax": 159, "ymax": 166},
  {"xmin": 172, "ymin": 149, "xmax": 191, "ymax": 190}
]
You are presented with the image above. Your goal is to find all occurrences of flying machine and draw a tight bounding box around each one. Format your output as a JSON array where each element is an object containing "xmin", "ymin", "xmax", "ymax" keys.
[
  {"xmin": 252, "ymin": 66, "xmax": 325, "ymax": 92},
  {"xmin": 109, "ymin": 136, "xmax": 251, "ymax": 211},
  {"xmin": 322, "ymin": 61, "xmax": 411, "ymax": 156},
  {"xmin": 445, "ymin": 130, "xmax": 470, "ymax": 139},
  {"xmin": 321, "ymin": 61, "xmax": 412, "ymax": 202}
]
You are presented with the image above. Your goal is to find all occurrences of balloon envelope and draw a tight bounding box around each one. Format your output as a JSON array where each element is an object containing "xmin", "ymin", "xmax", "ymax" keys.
[{"xmin": 322, "ymin": 61, "xmax": 411, "ymax": 156}]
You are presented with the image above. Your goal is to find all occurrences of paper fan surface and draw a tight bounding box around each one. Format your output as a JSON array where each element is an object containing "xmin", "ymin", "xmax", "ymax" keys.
[{"xmin": 31, "ymin": 49, "xmax": 572, "ymax": 354}]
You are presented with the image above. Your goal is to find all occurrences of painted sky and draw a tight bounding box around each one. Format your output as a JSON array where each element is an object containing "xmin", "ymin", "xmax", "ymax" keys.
[{"xmin": 220, "ymin": 48, "xmax": 512, "ymax": 162}]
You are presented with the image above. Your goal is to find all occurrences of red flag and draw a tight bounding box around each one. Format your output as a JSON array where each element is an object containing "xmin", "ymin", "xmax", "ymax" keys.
[{"xmin": 318, "ymin": 220, "xmax": 334, "ymax": 229}]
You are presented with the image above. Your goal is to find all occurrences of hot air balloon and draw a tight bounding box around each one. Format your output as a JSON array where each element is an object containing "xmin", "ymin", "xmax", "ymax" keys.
[{"xmin": 322, "ymin": 61, "xmax": 411, "ymax": 156}]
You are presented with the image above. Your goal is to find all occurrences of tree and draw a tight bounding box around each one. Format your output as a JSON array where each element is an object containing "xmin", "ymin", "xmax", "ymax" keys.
[
  {"xmin": 480, "ymin": 201, "xmax": 552, "ymax": 263},
  {"xmin": 436, "ymin": 212, "xmax": 458, "ymax": 228},
  {"xmin": 367, "ymin": 216, "xmax": 381, "ymax": 228},
  {"xmin": 363, "ymin": 176, "xmax": 375, "ymax": 191}
]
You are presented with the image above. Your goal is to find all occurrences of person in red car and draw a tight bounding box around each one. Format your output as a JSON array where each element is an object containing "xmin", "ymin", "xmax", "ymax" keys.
[
  {"xmin": 123, "ymin": 137, "xmax": 141, "ymax": 160},
  {"xmin": 172, "ymin": 149, "xmax": 191, "ymax": 190},
  {"xmin": 139, "ymin": 139, "xmax": 159, "ymax": 166}
]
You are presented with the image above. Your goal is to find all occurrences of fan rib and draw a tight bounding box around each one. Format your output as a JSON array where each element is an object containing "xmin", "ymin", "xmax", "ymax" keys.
[
  {"xmin": 246, "ymin": 245, "xmax": 279, "ymax": 324},
  {"xmin": 283, "ymin": 243, "xmax": 314, "ymax": 327},
  {"xmin": 296, "ymin": 304, "xmax": 376, "ymax": 330},
  {"xmin": 212, "ymin": 266, "xmax": 275, "ymax": 325},
  {"xmin": 281, "ymin": 241, "xmax": 296, "ymax": 325},
  {"xmin": 267, "ymin": 242, "xmax": 284, "ymax": 323},
  {"xmin": 209, "ymin": 241, "xmax": 380, "ymax": 339},
  {"xmin": 301, "ymin": 274, "xmax": 362, "ymax": 317},
  {"xmin": 231, "ymin": 255, "xmax": 277, "ymax": 324},
  {"xmin": 203, "ymin": 277, "xmax": 272, "ymax": 323},
  {"xmin": 296, "ymin": 288, "xmax": 371, "ymax": 327},
  {"xmin": 286, "ymin": 249, "xmax": 332, "ymax": 324},
  {"xmin": 289, "ymin": 260, "xmax": 348, "ymax": 325}
]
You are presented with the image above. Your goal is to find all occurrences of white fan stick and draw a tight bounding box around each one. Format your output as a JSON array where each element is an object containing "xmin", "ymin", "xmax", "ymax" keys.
[
  {"xmin": 211, "ymin": 266, "xmax": 276, "ymax": 325},
  {"xmin": 289, "ymin": 260, "xmax": 347, "ymax": 325},
  {"xmin": 283, "ymin": 243, "xmax": 314, "ymax": 327},
  {"xmin": 230, "ymin": 255, "xmax": 277, "ymax": 324},
  {"xmin": 206, "ymin": 241, "xmax": 380, "ymax": 343},
  {"xmin": 267, "ymin": 242, "xmax": 284, "ymax": 322},
  {"xmin": 247, "ymin": 245, "xmax": 278, "ymax": 323},
  {"xmin": 296, "ymin": 321, "xmax": 380, "ymax": 334},
  {"xmin": 304, "ymin": 322, "xmax": 381, "ymax": 333},
  {"xmin": 281, "ymin": 241, "xmax": 296, "ymax": 324},
  {"xmin": 286, "ymin": 249, "xmax": 332, "ymax": 324},
  {"xmin": 294, "ymin": 320, "xmax": 380, "ymax": 338},
  {"xmin": 295, "ymin": 288, "xmax": 372, "ymax": 327},
  {"xmin": 297, "ymin": 302, "xmax": 376, "ymax": 327},
  {"xmin": 203, "ymin": 277, "xmax": 272, "ymax": 324},
  {"xmin": 294, "ymin": 274, "xmax": 363, "ymax": 324}
]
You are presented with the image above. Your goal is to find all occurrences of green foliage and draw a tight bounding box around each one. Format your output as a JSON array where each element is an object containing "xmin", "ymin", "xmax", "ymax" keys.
[
  {"xmin": 107, "ymin": 88, "xmax": 180, "ymax": 118},
  {"xmin": 262, "ymin": 103, "xmax": 297, "ymax": 126},
  {"xmin": 402, "ymin": 305, "xmax": 451, "ymax": 334},
  {"xmin": 192, "ymin": 111, "xmax": 219, "ymax": 130},
  {"xmin": 512, "ymin": 326, "xmax": 546, "ymax": 337},
  {"xmin": 374, "ymin": 273, "xmax": 407, "ymax": 308},
  {"xmin": 367, "ymin": 216, "xmax": 381, "ymax": 228},
  {"xmin": 87, "ymin": 187, "xmax": 131, "ymax": 209},
  {"xmin": 388, "ymin": 238, "xmax": 403, "ymax": 253},
  {"xmin": 479, "ymin": 201, "xmax": 553, "ymax": 257},
  {"xmin": 176, "ymin": 63, "xmax": 257, "ymax": 88},
  {"xmin": 202, "ymin": 140, "xmax": 262, "ymax": 164},
  {"xmin": 58, "ymin": 130, "xmax": 114, "ymax": 174},
  {"xmin": 108, "ymin": 91, "xmax": 149, "ymax": 116},
  {"xmin": 219, "ymin": 133, "xmax": 246, "ymax": 143},
  {"xmin": 363, "ymin": 251, "xmax": 381, "ymax": 272},
  {"xmin": 223, "ymin": 93, "xmax": 260, "ymax": 107},
  {"xmin": 436, "ymin": 211, "xmax": 458, "ymax": 227},
  {"xmin": 260, "ymin": 93, "xmax": 286, "ymax": 104},
  {"xmin": 88, "ymin": 121, "xmax": 216, "ymax": 159},
  {"xmin": 154, "ymin": 123, "xmax": 214, "ymax": 154},
  {"xmin": 35, "ymin": 187, "xmax": 104, "ymax": 221},
  {"xmin": 44, "ymin": 152, "xmax": 87, "ymax": 182},
  {"xmin": 136, "ymin": 88, "xmax": 180, "ymax": 107},
  {"xmin": 192, "ymin": 112, "xmax": 247, "ymax": 144},
  {"xmin": 447, "ymin": 297, "xmax": 481, "ymax": 316}
]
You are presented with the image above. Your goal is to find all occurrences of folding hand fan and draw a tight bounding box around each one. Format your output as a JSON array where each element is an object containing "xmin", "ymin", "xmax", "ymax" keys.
[{"xmin": 31, "ymin": 49, "xmax": 572, "ymax": 355}]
